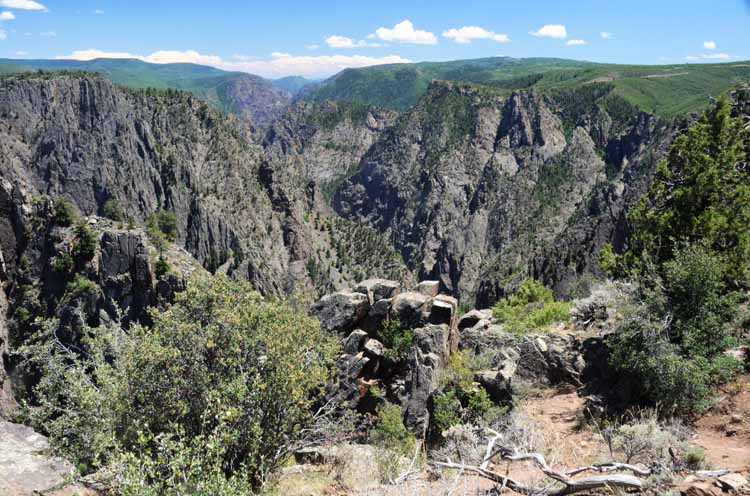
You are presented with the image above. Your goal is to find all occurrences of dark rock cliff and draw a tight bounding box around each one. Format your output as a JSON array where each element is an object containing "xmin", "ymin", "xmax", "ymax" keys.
[
  {"xmin": 331, "ymin": 81, "xmax": 675, "ymax": 305},
  {"xmin": 0, "ymin": 74, "xmax": 395, "ymax": 298}
]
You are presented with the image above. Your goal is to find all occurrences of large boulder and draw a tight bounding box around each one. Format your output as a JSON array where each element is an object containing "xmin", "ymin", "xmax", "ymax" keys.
[
  {"xmin": 342, "ymin": 329, "xmax": 368, "ymax": 355},
  {"xmin": 353, "ymin": 279, "xmax": 400, "ymax": 305},
  {"xmin": 458, "ymin": 309, "xmax": 493, "ymax": 330},
  {"xmin": 430, "ymin": 295, "xmax": 459, "ymax": 353},
  {"xmin": 391, "ymin": 291, "xmax": 431, "ymax": 328},
  {"xmin": 403, "ymin": 324, "xmax": 451, "ymax": 435},
  {"xmin": 475, "ymin": 360, "xmax": 517, "ymax": 403},
  {"xmin": 0, "ymin": 422, "xmax": 76, "ymax": 496},
  {"xmin": 333, "ymin": 352, "xmax": 372, "ymax": 408},
  {"xmin": 363, "ymin": 338, "xmax": 385, "ymax": 359},
  {"xmin": 416, "ymin": 280, "xmax": 440, "ymax": 297},
  {"xmin": 361, "ymin": 298, "xmax": 392, "ymax": 335},
  {"xmin": 312, "ymin": 292, "xmax": 370, "ymax": 333}
]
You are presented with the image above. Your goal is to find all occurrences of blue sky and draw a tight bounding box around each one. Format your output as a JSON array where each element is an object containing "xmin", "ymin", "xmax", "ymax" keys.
[{"xmin": 0, "ymin": 0, "xmax": 749, "ymax": 78}]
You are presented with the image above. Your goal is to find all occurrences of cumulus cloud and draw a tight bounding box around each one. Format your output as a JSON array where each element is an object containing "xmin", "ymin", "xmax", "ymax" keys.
[
  {"xmin": 566, "ymin": 39, "xmax": 587, "ymax": 46},
  {"xmin": 372, "ymin": 20, "xmax": 437, "ymax": 45},
  {"xmin": 15, "ymin": 50, "xmax": 27, "ymax": 55},
  {"xmin": 703, "ymin": 41, "xmax": 717, "ymax": 50},
  {"xmin": 325, "ymin": 35, "xmax": 379, "ymax": 49},
  {"xmin": 442, "ymin": 26, "xmax": 510, "ymax": 44},
  {"xmin": 529, "ymin": 24, "xmax": 567, "ymax": 38},
  {"xmin": 305, "ymin": 44, "xmax": 319, "ymax": 50},
  {"xmin": 600, "ymin": 32, "xmax": 613, "ymax": 39},
  {"xmin": 94, "ymin": 9, "xmax": 104, "ymax": 14},
  {"xmin": 56, "ymin": 48, "xmax": 411, "ymax": 78},
  {"xmin": 39, "ymin": 30, "xmax": 55, "ymax": 36},
  {"xmin": 0, "ymin": 11, "xmax": 15, "ymax": 20},
  {"xmin": 0, "ymin": 0, "xmax": 46, "ymax": 10}
]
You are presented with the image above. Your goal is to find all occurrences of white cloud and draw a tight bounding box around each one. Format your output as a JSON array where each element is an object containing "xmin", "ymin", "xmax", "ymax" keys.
[
  {"xmin": 600, "ymin": 32, "xmax": 613, "ymax": 39},
  {"xmin": 325, "ymin": 35, "xmax": 379, "ymax": 49},
  {"xmin": 442, "ymin": 26, "xmax": 510, "ymax": 44},
  {"xmin": 39, "ymin": 30, "xmax": 55, "ymax": 37},
  {"xmin": 703, "ymin": 40, "xmax": 717, "ymax": 50},
  {"xmin": 0, "ymin": 11, "xmax": 15, "ymax": 20},
  {"xmin": 93, "ymin": 9, "xmax": 104, "ymax": 14},
  {"xmin": 529, "ymin": 24, "xmax": 567, "ymax": 38},
  {"xmin": 566, "ymin": 39, "xmax": 587, "ymax": 46},
  {"xmin": 686, "ymin": 52, "xmax": 731, "ymax": 61},
  {"xmin": 0, "ymin": 28, "xmax": 6, "ymax": 40},
  {"xmin": 305, "ymin": 44, "xmax": 319, "ymax": 50},
  {"xmin": 15, "ymin": 50, "xmax": 27, "ymax": 55},
  {"xmin": 0, "ymin": 0, "xmax": 46, "ymax": 10},
  {"xmin": 372, "ymin": 19, "xmax": 437, "ymax": 45},
  {"xmin": 56, "ymin": 48, "xmax": 411, "ymax": 78},
  {"xmin": 231, "ymin": 53, "xmax": 256, "ymax": 61}
]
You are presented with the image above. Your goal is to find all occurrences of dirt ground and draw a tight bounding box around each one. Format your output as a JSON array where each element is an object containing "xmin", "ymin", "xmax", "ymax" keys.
[
  {"xmin": 274, "ymin": 376, "xmax": 750, "ymax": 496},
  {"xmin": 694, "ymin": 375, "xmax": 750, "ymax": 472}
]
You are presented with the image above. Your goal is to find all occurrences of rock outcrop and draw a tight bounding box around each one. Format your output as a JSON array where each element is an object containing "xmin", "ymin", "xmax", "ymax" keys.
[
  {"xmin": 317, "ymin": 279, "xmax": 590, "ymax": 436},
  {"xmin": 318, "ymin": 279, "xmax": 460, "ymax": 430},
  {"xmin": 0, "ymin": 421, "xmax": 76, "ymax": 495}
]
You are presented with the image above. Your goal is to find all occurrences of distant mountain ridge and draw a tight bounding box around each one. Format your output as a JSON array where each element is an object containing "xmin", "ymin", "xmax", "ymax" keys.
[
  {"xmin": 301, "ymin": 56, "xmax": 750, "ymax": 117},
  {"xmin": 0, "ymin": 58, "xmax": 312, "ymax": 128}
]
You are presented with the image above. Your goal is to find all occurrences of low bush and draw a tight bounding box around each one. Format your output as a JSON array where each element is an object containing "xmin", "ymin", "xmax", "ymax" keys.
[
  {"xmin": 378, "ymin": 319, "xmax": 414, "ymax": 363},
  {"xmin": 432, "ymin": 352, "xmax": 506, "ymax": 435},
  {"xmin": 51, "ymin": 253, "xmax": 74, "ymax": 275},
  {"xmin": 147, "ymin": 210, "xmax": 178, "ymax": 242},
  {"xmin": 371, "ymin": 402, "xmax": 416, "ymax": 484},
  {"xmin": 492, "ymin": 278, "xmax": 571, "ymax": 334},
  {"xmin": 53, "ymin": 198, "xmax": 76, "ymax": 227},
  {"xmin": 102, "ymin": 199, "xmax": 124, "ymax": 222},
  {"xmin": 64, "ymin": 275, "xmax": 99, "ymax": 301},
  {"xmin": 23, "ymin": 275, "xmax": 339, "ymax": 489},
  {"xmin": 432, "ymin": 391, "xmax": 462, "ymax": 434},
  {"xmin": 608, "ymin": 245, "xmax": 744, "ymax": 414},
  {"xmin": 600, "ymin": 410, "xmax": 708, "ymax": 471},
  {"xmin": 154, "ymin": 254, "xmax": 172, "ymax": 278},
  {"xmin": 72, "ymin": 222, "xmax": 98, "ymax": 261}
]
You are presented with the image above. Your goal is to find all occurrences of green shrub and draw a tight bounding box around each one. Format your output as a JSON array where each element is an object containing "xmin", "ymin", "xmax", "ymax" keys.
[
  {"xmin": 683, "ymin": 445, "xmax": 708, "ymax": 470},
  {"xmin": 608, "ymin": 245, "xmax": 744, "ymax": 414},
  {"xmin": 53, "ymin": 198, "xmax": 76, "ymax": 227},
  {"xmin": 465, "ymin": 388, "xmax": 493, "ymax": 420},
  {"xmin": 627, "ymin": 97, "xmax": 750, "ymax": 287},
  {"xmin": 492, "ymin": 278, "xmax": 571, "ymax": 334},
  {"xmin": 432, "ymin": 352, "xmax": 502, "ymax": 435},
  {"xmin": 154, "ymin": 254, "xmax": 172, "ymax": 278},
  {"xmin": 432, "ymin": 391, "xmax": 462, "ymax": 434},
  {"xmin": 147, "ymin": 210, "xmax": 178, "ymax": 243},
  {"xmin": 64, "ymin": 275, "xmax": 99, "ymax": 300},
  {"xmin": 371, "ymin": 402, "xmax": 415, "ymax": 454},
  {"xmin": 23, "ymin": 275, "xmax": 339, "ymax": 489},
  {"xmin": 51, "ymin": 253, "xmax": 74, "ymax": 275},
  {"xmin": 378, "ymin": 319, "xmax": 414, "ymax": 362},
  {"xmin": 102, "ymin": 199, "xmax": 124, "ymax": 222},
  {"xmin": 371, "ymin": 402, "xmax": 416, "ymax": 484},
  {"xmin": 72, "ymin": 223, "xmax": 98, "ymax": 261}
]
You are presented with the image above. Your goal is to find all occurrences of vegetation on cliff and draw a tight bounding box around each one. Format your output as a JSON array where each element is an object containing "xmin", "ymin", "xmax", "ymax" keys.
[
  {"xmin": 22, "ymin": 276, "xmax": 339, "ymax": 491},
  {"xmin": 605, "ymin": 96, "xmax": 750, "ymax": 414}
]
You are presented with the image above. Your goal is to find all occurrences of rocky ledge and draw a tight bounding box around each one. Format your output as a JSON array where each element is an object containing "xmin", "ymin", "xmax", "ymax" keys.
[{"xmin": 312, "ymin": 278, "xmax": 589, "ymax": 436}]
